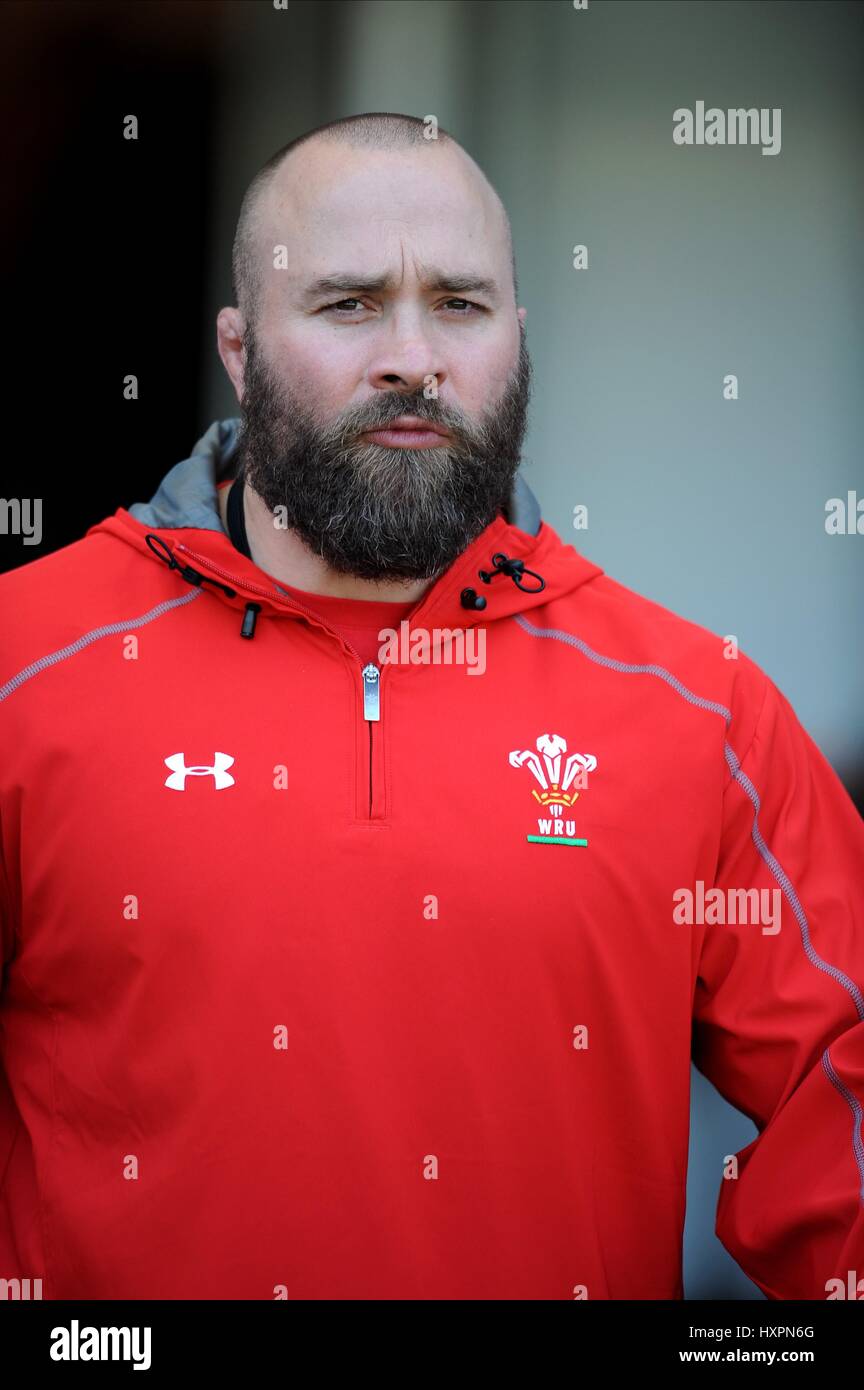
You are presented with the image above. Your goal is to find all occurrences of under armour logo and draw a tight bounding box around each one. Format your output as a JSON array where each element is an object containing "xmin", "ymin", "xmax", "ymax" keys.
[{"xmin": 164, "ymin": 752, "xmax": 235, "ymax": 791}]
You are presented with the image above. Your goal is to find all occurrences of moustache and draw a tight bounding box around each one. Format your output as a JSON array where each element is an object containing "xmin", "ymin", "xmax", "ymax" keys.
[{"xmin": 338, "ymin": 407, "xmax": 473, "ymax": 452}]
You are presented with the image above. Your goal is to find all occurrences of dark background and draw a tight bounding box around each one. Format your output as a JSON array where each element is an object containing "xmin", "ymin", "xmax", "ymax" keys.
[{"xmin": 2, "ymin": 0, "xmax": 219, "ymax": 546}]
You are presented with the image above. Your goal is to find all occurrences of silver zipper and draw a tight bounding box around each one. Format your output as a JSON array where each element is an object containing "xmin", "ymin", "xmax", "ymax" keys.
[{"xmin": 362, "ymin": 663, "xmax": 380, "ymax": 721}]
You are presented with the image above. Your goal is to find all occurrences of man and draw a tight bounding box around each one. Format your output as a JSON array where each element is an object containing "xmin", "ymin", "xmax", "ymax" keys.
[{"xmin": 0, "ymin": 113, "xmax": 862, "ymax": 1301}]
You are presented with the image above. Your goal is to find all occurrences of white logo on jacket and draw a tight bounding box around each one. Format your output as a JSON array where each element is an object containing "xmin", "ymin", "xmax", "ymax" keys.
[
  {"xmin": 164, "ymin": 752, "xmax": 235, "ymax": 791},
  {"xmin": 509, "ymin": 733, "xmax": 596, "ymax": 812},
  {"xmin": 509, "ymin": 733, "xmax": 597, "ymax": 844}
]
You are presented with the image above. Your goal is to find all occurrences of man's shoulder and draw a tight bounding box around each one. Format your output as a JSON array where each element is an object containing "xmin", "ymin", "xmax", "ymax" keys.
[
  {"xmin": 539, "ymin": 566, "xmax": 774, "ymax": 754},
  {"xmin": 0, "ymin": 526, "xmax": 169, "ymax": 703},
  {"xmin": 549, "ymin": 567, "xmax": 769, "ymax": 690}
]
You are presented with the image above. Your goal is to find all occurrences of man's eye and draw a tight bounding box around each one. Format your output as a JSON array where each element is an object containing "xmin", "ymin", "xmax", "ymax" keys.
[
  {"xmin": 324, "ymin": 299, "xmax": 365, "ymax": 314},
  {"xmin": 443, "ymin": 299, "xmax": 483, "ymax": 314}
]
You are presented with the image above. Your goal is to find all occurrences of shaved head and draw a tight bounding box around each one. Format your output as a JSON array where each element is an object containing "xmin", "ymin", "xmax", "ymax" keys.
[{"xmin": 231, "ymin": 113, "xmax": 517, "ymax": 330}]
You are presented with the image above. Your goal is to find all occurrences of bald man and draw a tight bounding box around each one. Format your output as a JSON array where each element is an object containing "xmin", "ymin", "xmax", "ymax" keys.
[
  {"xmin": 1, "ymin": 113, "xmax": 862, "ymax": 1303},
  {"xmin": 216, "ymin": 116, "xmax": 530, "ymax": 593}
]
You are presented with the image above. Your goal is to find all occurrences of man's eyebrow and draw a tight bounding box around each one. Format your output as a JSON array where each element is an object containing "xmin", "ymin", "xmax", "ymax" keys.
[{"xmin": 300, "ymin": 270, "xmax": 500, "ymax": 301}]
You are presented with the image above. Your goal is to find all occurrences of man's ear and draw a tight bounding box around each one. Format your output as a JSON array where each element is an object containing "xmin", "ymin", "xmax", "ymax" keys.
[{"xmin": 216, "ymin": 306, "xmax": 247, "ymax": 404}]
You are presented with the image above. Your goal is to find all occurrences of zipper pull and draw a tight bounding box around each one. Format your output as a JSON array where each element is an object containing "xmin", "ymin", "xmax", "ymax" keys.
[{"xmin": 362, "ymin": 663, "xmax": 380, "ymax": 721}]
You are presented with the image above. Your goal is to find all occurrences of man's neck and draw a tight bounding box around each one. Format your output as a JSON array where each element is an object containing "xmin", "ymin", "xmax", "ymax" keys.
[{"xmin": 218, "ymin": 478, "xmax": 433, "ymax": 602}]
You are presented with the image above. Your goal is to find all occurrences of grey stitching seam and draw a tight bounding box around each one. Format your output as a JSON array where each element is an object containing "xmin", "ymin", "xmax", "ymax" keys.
[
  {"xmin": 823, "ymin": 1048, "xmax": 864, "ymax": 1202},
  {"xmin": 513, "ymin": 613, "xmax": 734, "ymax": 721},
  {"xmin": 0, "ymin": 589, "xmax": 203, "ymax": 704},
  {"xmin": 514, "ymin": 610, "xmax": 864, "ymax": 1199},
  {"xmin": 723, "ymin": 747, "xmax": 864, "ymax": 1015}
]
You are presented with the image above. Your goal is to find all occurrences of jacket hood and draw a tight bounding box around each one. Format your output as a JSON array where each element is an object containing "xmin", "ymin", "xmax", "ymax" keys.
[{"xmin": 90, "ymin": 418, "xmax": 604, "ymax": 636}]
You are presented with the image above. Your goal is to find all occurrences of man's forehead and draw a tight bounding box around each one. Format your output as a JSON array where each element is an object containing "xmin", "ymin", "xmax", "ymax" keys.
[{"xmin": 258, "ymin": 140, "xmax": 508, "ymax": 257}]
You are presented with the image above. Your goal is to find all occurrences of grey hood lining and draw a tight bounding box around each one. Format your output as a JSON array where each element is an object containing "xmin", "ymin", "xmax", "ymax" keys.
[{"xmin": 127, "ymin": 418, "xmax": 543, "ymax": 539}]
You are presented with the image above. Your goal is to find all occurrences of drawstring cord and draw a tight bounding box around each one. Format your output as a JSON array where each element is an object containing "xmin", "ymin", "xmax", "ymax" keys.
[
  {"xmin": 479, "ymin": 552, "xmax": 546, "ymax": 592},
  {"xmin": 144, "ymin": 530, "xmax": 263, "ymax": 639},
  {"xmin": 461, "ymin": 552, "xmax": 546, "ymax": 610},
  {"xmin": 145, "ymin": 534, "xmax": 262, "ymax": 640},
  {"xmin": 145, "ymin": 534, "xmax": 237, "ymax": 598}
]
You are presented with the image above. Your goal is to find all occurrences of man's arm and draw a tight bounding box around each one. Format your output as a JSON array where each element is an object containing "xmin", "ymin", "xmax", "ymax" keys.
[{"xmin": 692, "ymin": 674, "xmax": 864, "ymax": 1300}]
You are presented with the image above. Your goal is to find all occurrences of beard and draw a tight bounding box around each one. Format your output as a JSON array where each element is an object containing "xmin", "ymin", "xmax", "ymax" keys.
[{"xmin": 234, "ymin": 324, "xmax": 533, "ymax": 582}]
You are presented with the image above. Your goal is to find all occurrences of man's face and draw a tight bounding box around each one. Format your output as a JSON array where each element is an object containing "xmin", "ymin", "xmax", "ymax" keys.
[{"xmin": 231, "ymin": 141, "xmax": 533, "ymax": 582}]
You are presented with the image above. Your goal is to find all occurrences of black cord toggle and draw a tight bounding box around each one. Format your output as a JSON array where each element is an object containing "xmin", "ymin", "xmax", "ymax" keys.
[
  {"xmin": 240, "ymin": 602, "xmax": 262, "ymax": 639},
  {"xmin": 477, "ymin": 551, "xmax": 545, "ymax": 594}
]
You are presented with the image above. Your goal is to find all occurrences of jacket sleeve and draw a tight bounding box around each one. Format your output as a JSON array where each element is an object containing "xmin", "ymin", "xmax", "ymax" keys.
[{"xmin": 691, "ymin": 671, "xmax": 864, "ymax": 1300}]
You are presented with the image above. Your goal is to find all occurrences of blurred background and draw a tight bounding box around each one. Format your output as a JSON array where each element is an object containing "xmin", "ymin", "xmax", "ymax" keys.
[{"xmin": 2, "ymin": 0, "xmax": 862, "ymax": 1298}]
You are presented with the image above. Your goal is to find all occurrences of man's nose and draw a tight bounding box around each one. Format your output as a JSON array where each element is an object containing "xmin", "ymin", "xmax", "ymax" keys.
[{"xmin": 366, "ymin": 324, "xmax": 446, "ymax": 395}]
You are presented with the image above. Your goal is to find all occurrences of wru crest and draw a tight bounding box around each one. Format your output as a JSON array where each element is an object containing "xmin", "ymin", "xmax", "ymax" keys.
[{"xmin": 509, "ymin": 733, "xmax": 597, "ymax": 844}]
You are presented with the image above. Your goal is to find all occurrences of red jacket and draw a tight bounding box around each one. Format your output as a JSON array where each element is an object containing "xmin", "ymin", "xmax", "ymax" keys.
[{"xmin": 1, "ymin": 419, "xmax": 862, "ymax": 1300}]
